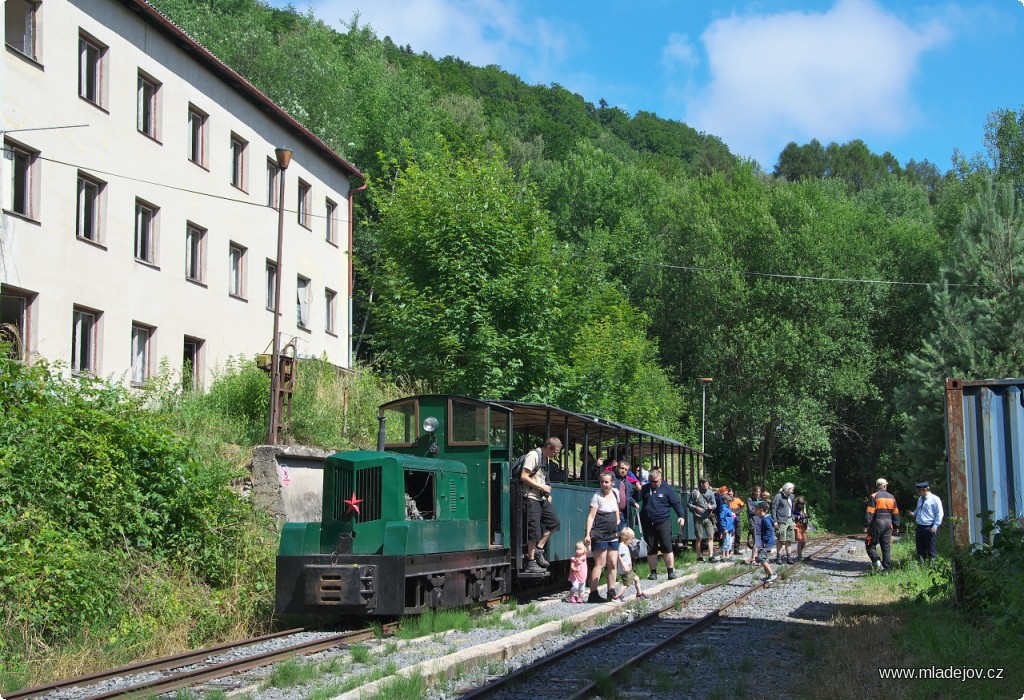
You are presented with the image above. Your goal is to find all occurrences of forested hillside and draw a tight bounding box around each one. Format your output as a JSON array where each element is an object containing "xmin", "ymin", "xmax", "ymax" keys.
[{"xmin": 151, "ymin": 0, "xmax": 1024, "ymax": 503}]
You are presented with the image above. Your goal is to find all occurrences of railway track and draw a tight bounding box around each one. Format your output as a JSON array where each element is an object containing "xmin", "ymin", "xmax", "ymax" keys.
[
  {"xmin": 457, "ymin": 536, "xmax": 849, "ymax": 699},
  {"xmin": 7, "ymin": 624, "xmax": 398, "ymax": 700}
]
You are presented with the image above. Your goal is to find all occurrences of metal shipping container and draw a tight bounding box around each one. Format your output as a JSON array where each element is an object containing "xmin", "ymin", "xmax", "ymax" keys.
[{"xmin": 944, "ymin": 378, "xmax": 1024, "ymax": 547}]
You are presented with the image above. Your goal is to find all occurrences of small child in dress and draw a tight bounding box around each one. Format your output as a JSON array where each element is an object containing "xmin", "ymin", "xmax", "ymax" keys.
[
  {"xmin": 567, "ymin": 540, "xmax": 589, "ymax": 603},
  {"xmin": 793, "ymin": 496, "xmax": 810, "ymax": 561},
  {"xmin": 717, "ymin": 495, "xmax": 736, "ymax": 561},
  {"xmin": 756, "ymin": 501, "xmax": 778, "ymax": 582},
  {"xmin": 615, "ymin": 528, "xmax": 646, "ymax": 599}
]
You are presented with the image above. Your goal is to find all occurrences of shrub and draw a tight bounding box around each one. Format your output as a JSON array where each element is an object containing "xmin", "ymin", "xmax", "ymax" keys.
[
  {"xmin": 0, "ymin": 353, "xmax": 262, "ymax": 647},
  {"xmin": 953, "ymin": 516, "xmax": 1024, "ymax": 631}
]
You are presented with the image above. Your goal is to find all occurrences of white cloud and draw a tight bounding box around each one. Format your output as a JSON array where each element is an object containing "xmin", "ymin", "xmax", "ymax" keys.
[
  {"xmin": 662, "ymin": 32, "xmax": 698, "ymax": 73},
  {"xmin": 680, "ymin": 0, "xmax": 950, "ymax": 168},
  {"xmin": 310, "ymin": 0, "xmax": 568, "ymax": 82}
]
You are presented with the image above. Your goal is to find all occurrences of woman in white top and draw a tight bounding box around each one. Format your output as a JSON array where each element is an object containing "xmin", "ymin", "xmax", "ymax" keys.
[{"xmin": 584, "ymin": 472, "xmax": 621, "ymax": 603}]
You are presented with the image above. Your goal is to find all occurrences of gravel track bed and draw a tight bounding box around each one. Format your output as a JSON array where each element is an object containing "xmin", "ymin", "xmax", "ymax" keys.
[
  {"xmin": 429, "ymin": 537, "xmax": 864, "ymax": 700},
  {"xmin": 30, "ymin": 632, "xmax": 346, "ymax": 700},
  {"xmin": 31, "ymin": 538, "xmax": 869, "ymax": 700}
]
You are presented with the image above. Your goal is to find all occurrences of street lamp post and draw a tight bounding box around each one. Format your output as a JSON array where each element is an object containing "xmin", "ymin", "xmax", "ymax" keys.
[
  {"xmin": 267, "ymin": 147, "xmax": 292, "ymax": 445},
  {"xmin": 698, "ymin": 377, "xmax": 713, "ymax": 461}
]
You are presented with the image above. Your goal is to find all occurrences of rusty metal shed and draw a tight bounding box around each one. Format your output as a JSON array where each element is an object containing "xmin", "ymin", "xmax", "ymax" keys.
[{"xmin": 944, "ymin": 377, "xmax": 1024, "ymax": 547}]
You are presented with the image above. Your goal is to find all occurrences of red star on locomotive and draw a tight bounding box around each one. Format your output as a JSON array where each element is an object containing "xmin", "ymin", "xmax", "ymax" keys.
[{"xmin": 343, "ymin": 491, "xmax": 363, "ymax": 516}]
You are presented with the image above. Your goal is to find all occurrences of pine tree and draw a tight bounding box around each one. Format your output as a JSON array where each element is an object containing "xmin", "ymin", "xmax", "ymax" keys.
[{"xmin": 900, "ymin": 179, "xmax": 1024, "ymax": 472}]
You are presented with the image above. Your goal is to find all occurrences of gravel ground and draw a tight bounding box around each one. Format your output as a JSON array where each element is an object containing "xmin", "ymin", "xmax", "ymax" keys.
[
  {"xmin": 211, "ymin": 537, "xmax": 870, "ymax": 700},
  {"xmin": 37, "ymin": 537, "xmax": 872, "ymax": 700}
]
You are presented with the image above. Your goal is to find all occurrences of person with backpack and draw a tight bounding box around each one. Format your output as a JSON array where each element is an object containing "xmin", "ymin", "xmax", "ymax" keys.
[
  {"xmin": 688, "ymin": 477, "xmax": 718, "ymax": 562},
  {"xmin": 771, "ymin": 482, "xmax": 796, "ymax": 564},
  {"xmin": 518, "ymin": 437, "xmax": 562, "ymax": 573},
  {"xmin": 637, "ymin": 468, "xmax": 686, "ymax": 580}
]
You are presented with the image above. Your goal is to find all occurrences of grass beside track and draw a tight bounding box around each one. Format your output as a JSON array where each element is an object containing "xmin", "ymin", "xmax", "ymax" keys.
[{"xmin": 806, "ymin": 538, "xmax": 1022, "ymax": 700}]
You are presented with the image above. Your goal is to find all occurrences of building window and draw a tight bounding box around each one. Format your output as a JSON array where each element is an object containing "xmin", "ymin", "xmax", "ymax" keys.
[
  {"xmin": 229, "ymin": 243, "xmax": 246, "ymax": 298},
  {"xmin": 78, "ymin": 33, "xmax": 106, "ymax": 107},
  {"xmin": 134, "ymin": 199, "xmax": 157, "ymax": 264},
  {"xmin": 265, "ymin": 260, "xmax": 277, "ymax": 311},
  {"xmin": 76, "ymin": 173, "xmax": 104, "ymax": 243},
  {"xmin": 297, "ymin": 180, "xmax": 311, "ymax": 228},
  {"xmin": 296, "ymin": 275, "xmax": 310, "ymax": 329},
  {"xmin": 187, "ymin": 105, "xmax": 207, "ymax": 166},
  {"xmin": 4, "ymin": 139, "xmax": 38, "ymax": 219},
  {"xmin": 325, "ymin": 198, "xmax": 338, "ymax": 244},
  {"xmin": 325, "ymin": 288, "xmax": 337, "ymax": 335},
  {"xmin": 230, "ymin": 133, "xmax": 247, "ymax": 190},
  {"xmin": 183, "ymin": 336, "xmax": 203, "ymax": 390},
  {"xmin": 137, "ymin": 72, "xmax": 160, "ymax": 140},
  {"xmin": 5, "ymin": 0, "xmax": 39, "ymax": 60},
  {"xmin": 267, "ymin": 160, "xmax": 280, "ymax": 208},
  {"xmin": 185, "ymin": 223, "xmax": 205, "ymax": 282},
  {"xmin": 0, "ymin": 285, "xmax": 34, "ymax": 360},
  {"xmin": 130, "ymin": 322, "xmax": 154, "ymax": 386},
  {"xmin": 71, "ymin": 306, "xmax": 99, "ymax": 375}
]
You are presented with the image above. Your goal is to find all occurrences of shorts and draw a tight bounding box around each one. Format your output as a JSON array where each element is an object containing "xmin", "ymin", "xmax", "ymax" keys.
[
  {"xmin": 592, "ymin": 537, "xmax": 618, "ymax": 551},
  {"xmin": 776, "ymin": 518, "xmax": 795, "ymax": 543},
  {"xmin": 619, "ymin": 569, "xmax": 638, "ymax": 588},
  {"xmin": 643, "ymin": 518, "xmax": 674, "ymax": 556},
  {"xmin": 756, "ymin": 547, "xmax": 773, "ymax": 563},
  {"xmin": 526, "ymin": 497, "xmax": 560, "ymax": 543},
  {"xmin": 795, "ymin": 523, "xmax": 807, "ymax": 543},
  {"xmin": 694, "ymin": 518, "xmax": 715, "ymax": 540}
]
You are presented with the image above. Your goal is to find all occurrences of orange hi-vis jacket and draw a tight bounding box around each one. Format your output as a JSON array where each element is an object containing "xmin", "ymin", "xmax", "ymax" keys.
[{"xmin": 865, "ymin": 489, "xmax": 901, "ymax": 529}]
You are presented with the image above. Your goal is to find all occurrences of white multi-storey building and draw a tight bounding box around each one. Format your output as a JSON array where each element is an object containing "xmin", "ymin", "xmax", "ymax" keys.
[{"xmin": 1, "ymin": 0, "xmax": 362, "ymax": 388}]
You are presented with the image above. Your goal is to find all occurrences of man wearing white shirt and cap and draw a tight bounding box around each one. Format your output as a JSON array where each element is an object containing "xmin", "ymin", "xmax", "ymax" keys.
[{"xmin": 909, "ymin": 481, "xmax": 943, "ymax": 561}]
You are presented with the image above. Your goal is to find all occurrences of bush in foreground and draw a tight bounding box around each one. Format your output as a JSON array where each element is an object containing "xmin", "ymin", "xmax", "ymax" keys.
[{"xmin": 0, "ymin": 353, "xmax": 274, "ymax": 689}]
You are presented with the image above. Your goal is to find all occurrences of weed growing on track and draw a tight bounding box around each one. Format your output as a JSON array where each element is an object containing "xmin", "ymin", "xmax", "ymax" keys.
[
  {"xmin": 515, "ymin": 603, "xmax": 540, "ymax": 617},
  {"xmin": 366, "ymin": 670, "xmax": 425, "ymax": 700},
  {"xmin": 696, "ymin": 567, "xmax": 735, "ymax": 585},
  {"xmin": 396, "ymin": 608, "xmax": 473, "ymax": 638},
  {"xmin": 267, "ymin": 658, "xmax": 324, "ymax": 688},
  {"xmin": 654, "ymin": 668, "xmax": 674, "ymax": 692},
  {"xmin": 590, "ymin": 670, "xmax": 616, "ymax": 698},
  {"xmin": 305, "ymin": 660, "xmax": 400, "ymax": 699},
  {"xmin": 561, "ymin": 619, "xmax": 583, "ymax": 635},
  {"xmin": 349, "ymin": 644, "xmax": 371, "ymax": 664}
]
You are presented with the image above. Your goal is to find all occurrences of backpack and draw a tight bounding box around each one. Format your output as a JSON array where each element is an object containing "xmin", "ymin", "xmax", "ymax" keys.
[{"xmin": 511, "ymin": 448, "xmax": 543, "ymax": 480}]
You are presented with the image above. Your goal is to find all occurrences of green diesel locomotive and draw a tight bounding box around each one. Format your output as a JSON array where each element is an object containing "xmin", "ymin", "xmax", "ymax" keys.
[{"xmin": 275, "ymin": 395, "xmax": 702, "ymax": 617}]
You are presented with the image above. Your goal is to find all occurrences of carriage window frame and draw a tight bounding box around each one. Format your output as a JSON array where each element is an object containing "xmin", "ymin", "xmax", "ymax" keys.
[
  {"xmin": 447, "ymin": 398, "xmax": 488, "ymax": 446},
  {"xmin": 381, "ymin": 399, "xmax": 419, "ymax": 448}
]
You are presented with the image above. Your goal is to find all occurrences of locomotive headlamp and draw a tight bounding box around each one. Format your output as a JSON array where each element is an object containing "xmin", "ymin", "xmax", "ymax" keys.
[{"xmin": 423, "ymin": 416, "xmax": 439, "ymax": 433}]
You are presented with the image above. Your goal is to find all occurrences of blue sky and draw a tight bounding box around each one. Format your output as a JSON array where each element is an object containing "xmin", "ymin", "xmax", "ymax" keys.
[{"xmin": 272, "ymin": 0, "xmax": 1024, "ymax": 172}]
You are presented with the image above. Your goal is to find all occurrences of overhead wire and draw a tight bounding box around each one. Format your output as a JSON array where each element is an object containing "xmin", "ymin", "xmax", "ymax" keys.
[
  {"xmin": 2, "ymin": 136, "xmax": 975, "ymax": 289},
  {"xmin": 648, "ymin": 262, "xmax": 972, "ymax": 288}
]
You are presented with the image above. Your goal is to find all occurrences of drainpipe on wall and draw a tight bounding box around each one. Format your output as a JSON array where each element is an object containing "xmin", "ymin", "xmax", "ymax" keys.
[{"xmin": 347, "ymin": 176, "xmax": 368, "ymax": 369}]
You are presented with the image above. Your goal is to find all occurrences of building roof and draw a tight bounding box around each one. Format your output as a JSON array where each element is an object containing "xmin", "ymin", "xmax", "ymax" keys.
[{"xmin": 118, "ymin": 0, "xmax": 364, "ymax": 180}]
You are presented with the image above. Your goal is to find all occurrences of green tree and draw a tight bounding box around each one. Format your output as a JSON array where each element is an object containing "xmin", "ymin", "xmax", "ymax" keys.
[
  {"xmin": 367, "ymin": 141, "xmax": 560, "ymax": 398},
  {"xmin": 985, "ymin": 107, "xmax": 1024, "ymax": 193},
  {"xmin": 900, "ymin": 179, "xmax": 1024, "ymax": 472}
]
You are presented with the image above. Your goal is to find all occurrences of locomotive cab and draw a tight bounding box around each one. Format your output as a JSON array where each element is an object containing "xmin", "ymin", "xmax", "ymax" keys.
[{"xmin": 275, "ymin": 395, "xmax": 513, "ymax": 616}]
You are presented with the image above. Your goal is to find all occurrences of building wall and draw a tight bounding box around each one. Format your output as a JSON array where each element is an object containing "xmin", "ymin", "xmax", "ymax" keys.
[{"xmin": 1, "ymin": 0, "xmax": 358, "ymax": 387}]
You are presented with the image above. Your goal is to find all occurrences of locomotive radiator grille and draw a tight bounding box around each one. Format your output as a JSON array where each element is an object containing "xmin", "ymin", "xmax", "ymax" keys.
[
  {"xmin": 334, "ymin": 465, "xmax": 382, "ymax": 523},
  {"xmin": 355, "ymin": 466, "xmax": 382, "ymax": 522},
  {"xmin": 305, "ymin": 564, "xmax": 377, "ymax": 607}
]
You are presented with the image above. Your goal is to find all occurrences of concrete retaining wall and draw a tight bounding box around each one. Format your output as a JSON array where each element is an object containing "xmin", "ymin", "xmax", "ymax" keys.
[{"xmin": 249, "ymin": 445, "xmax": 333, "ymax": 523}]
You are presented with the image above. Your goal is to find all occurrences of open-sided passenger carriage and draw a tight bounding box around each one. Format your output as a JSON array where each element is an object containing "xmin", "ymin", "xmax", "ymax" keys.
[{"xmin": 275, "ymin": 395, "xmax": 704, "ymax": 617}]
